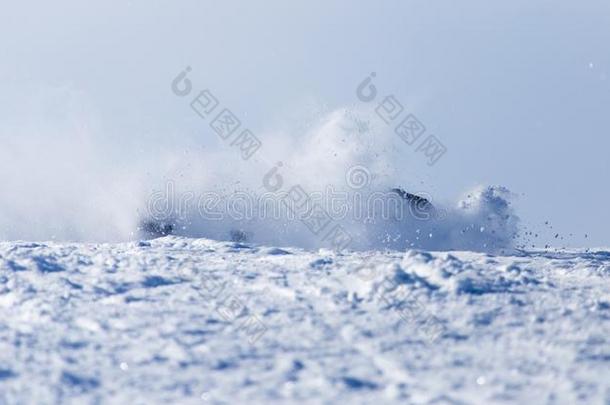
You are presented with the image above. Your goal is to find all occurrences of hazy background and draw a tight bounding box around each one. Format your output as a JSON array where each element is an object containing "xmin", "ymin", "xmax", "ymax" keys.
[{"xmin": 0, "ymin": 0, "xmax": 608, "ymax": 247}]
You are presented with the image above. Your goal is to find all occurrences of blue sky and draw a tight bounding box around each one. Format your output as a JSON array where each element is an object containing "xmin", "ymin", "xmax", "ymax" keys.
[{"xmin": 1, "ymin": 1, "xmax": 608, "ymax": 246}]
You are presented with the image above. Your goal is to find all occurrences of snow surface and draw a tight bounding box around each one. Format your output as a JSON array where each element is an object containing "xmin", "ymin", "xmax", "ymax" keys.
[{"xmin": 1, "ymin": 237, "xmax": 609, "ymax": 404}]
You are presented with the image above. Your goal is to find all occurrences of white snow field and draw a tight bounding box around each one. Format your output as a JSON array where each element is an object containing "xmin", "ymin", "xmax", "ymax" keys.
[{"xmin": 0, "ymin": 237, "xmax": 608, "ymax": 404}]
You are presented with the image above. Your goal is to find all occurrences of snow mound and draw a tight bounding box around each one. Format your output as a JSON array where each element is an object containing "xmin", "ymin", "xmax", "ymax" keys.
[{"xmin": 1, "ymin": 237, "xmax": 608, "ymax": 403}]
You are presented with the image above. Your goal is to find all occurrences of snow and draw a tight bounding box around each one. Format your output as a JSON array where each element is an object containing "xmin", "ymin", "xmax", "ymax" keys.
[{"xmin": 1, "ymin": 237, "xmax": 608, "ymax": 404}]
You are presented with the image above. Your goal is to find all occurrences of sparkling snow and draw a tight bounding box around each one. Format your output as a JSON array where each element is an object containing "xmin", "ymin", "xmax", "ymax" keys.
[{"xmin": 1, "ymin": 237, "xmax": 608, "ymax": 404}]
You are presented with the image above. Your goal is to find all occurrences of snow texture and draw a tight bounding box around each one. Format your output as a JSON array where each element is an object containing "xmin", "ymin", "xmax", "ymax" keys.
[{"xmin": 1, "ymin": 237, "xmax": 609, "ymax": 404}]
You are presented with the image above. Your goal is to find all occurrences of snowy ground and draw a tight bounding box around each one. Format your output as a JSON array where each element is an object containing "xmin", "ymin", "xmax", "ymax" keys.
[{"xmin": 0, "ymin": 237, "xmax": 609, "ymax": 404}]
